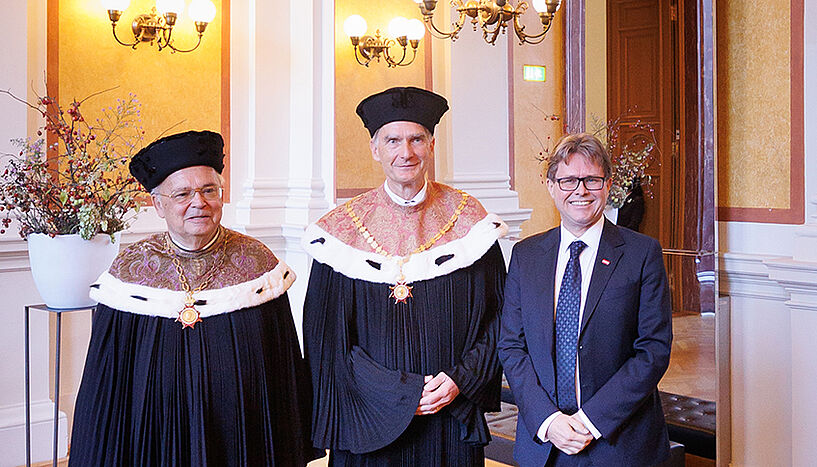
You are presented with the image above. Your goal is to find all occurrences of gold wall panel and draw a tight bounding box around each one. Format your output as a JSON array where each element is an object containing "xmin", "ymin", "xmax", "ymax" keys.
[
  {"xmin": 512, "ymin": 17, "xmax": 564, "ymax": 239},
  {"xmin": 335, "ymin": 0, "xmax": 427, "ymax": 196},
  {"xmin": 57, "ymin": 0, "xmax": 222, "ymax": 152},
  {"xmin": 717, "ymin": 0, "xmax": 791, "ymax": 209}
]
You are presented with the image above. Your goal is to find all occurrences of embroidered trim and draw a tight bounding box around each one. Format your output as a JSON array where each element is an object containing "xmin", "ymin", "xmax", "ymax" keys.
[
  {"xmin": 302, "ymin": 214, "xmax": 508, "ymax": 284},
  {"xmin": 88, "ymin": 261, "xmax": 296, "ymax": 319}
]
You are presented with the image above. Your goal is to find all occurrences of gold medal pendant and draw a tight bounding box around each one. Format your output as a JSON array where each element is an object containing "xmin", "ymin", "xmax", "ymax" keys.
[
  {"xmin": 389, "ymin": 280, "xmax": 413, "ymax": 304},
  {"xmin": 345, "ymin": 190, "xmax": 470, "ymax": 307},
  {"xmin": 177, "ymin": 298, "xmax": 202, "ymax": 329},
  {"xmin": 165, "ymin": 230, "xmax": 230, "ymax": 331}
]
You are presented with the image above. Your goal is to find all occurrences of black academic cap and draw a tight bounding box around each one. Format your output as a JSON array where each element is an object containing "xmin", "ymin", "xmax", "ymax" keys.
[
  {"xmin": 129, "ymin": 130, "xmax": 225, "ymax": 192},
  {"xmin": 356, "ymin": 86, "xmax": 449, "ymax": 137}
]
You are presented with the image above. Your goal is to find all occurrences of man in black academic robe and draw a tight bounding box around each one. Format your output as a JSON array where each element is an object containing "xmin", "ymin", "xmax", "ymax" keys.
[
  {"xmin": 70, "ymin": 130, "xmax": 318, "ymax": 466},
  {"xmin": 301, "ymin": 87, "xmax": 507, "ymax": 465}
]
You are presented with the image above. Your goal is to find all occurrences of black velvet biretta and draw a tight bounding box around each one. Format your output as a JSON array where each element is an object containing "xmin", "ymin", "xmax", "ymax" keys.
[
  {"xmin": 129, "ymin": 130, "xmax": 225, "ymax": 192},
  {"xmin": 356, "ymin": 87, "xmax": 449, "ymax": 137}
]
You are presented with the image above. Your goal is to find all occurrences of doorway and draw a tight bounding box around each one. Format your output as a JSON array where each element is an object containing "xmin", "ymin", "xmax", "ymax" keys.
[
  {"xmin": 604, "ymin": 0, "xmax": 715, "ymax": 316},
  {"xmin": 576, "ymin": 0, "xmax": 721, "ymax": 463}
]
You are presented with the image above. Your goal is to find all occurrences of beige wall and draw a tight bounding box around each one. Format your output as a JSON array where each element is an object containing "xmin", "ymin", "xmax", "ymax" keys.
[
  {"xmin": 512, "ymin": 15, "xmax": 565, "ymax": 238},
  {"xmin": 716, "ymin": 0, "xmax": 791, "ymax": 210},
  {"xmin": 58, "ymin": 0, "xmax": 223, "ymax": 148},
  {"xmin": 334, "ymin": 0, "xmax": 428, "ymax": 195}
]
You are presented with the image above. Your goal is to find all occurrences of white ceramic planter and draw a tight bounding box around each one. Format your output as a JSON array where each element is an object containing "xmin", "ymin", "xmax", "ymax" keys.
[{"xmin": 27, "ymin": 232, "xmax": 121, "ymax": 309}]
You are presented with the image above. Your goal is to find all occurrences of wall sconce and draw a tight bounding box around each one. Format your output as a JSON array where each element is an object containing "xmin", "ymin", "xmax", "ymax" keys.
[
  {"xmin": 413, "ymin": 0, "xmax": 561, "ymax": 45},
  {"xmin": 343, "ymin": 15, "xmax": 425, "ymax": 67},
  {"xmin": 102, "ymin": 0, "xmax": 217, "ymax": 53}
]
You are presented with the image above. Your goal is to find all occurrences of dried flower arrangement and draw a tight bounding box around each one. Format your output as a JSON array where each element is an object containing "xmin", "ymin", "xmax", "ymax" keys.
[{"xmin": 0, "ymin": 88, "xmax": 145, "ymax": 241}]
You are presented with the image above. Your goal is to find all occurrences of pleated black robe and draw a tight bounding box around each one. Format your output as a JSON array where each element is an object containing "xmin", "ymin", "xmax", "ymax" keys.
[
  {"xmin": 302, "ymin": 213, "xmax": 507, "ymax": 466},
  {"xmin": 69, "ymin": 230, "xmax": 319, "ymax": 467}
]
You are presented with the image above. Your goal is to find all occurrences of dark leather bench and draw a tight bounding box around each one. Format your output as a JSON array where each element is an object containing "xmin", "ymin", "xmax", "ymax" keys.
[{"xmin": 659, "ymin": 391, "xmax": 716, "ymax": 460}]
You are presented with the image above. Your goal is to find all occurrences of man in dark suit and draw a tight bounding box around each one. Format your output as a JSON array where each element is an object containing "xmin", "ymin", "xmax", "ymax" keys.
[{"xmin": 498, "ymin": 133, "xmax": 672, "ymax": 466}]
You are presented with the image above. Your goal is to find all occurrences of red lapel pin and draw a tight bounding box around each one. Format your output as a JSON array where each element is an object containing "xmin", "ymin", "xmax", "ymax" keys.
[{"xmin": 601, "ymin": 258, "xmax": 610, "ymax": 265}]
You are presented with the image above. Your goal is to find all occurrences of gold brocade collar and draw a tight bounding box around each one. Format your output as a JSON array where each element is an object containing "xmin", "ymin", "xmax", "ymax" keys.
[
  {"xmin": 315, "ymin": 182, "xmax": 488, "ymax": 258},
  {"xmin": 106, "ymin": 227, "xmax": 280, "ymax": 291}
]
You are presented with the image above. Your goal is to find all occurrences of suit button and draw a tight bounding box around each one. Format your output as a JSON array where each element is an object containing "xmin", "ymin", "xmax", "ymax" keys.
[{"xmin": 579, "ymin": 345, "xmax": 584, "ymax": 350}]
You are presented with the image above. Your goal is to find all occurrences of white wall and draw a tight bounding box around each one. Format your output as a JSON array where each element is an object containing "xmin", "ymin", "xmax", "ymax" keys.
[{"xmin": 718, "ymin": 1, "xmax": 817, "ymax": 464}]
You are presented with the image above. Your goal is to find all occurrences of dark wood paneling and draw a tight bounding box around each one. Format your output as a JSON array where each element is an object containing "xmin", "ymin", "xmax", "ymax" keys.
[{"xmin": 608, "ymin": 0, "xmax": 673, "ymax": 247}]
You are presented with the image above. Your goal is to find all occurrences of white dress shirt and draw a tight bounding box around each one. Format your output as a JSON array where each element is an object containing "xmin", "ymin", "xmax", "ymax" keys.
[
  {"xmin": 383, "ymin": 179, "xmax": 428, "ymax": 206},
  {"xmin": 537, "ymin": 216, "xmax": 606, "ymax": 443}
]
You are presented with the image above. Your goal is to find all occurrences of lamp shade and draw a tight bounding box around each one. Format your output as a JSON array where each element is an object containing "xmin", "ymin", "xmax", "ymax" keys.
[
  {"xmin": 388, "ymin": 16, "xmax": 408, "ymax": 38},
  {"xmin": 101, "ymin": 0, "xmax": 130, "ymax": 11},
  {"xmin": 156, "ymin": 0, "xmax": 184, "ymax": 15},
  {"xmin": 189, "ymin": 0, "xmax": 217, "ymax": 23},
  {"xmin": 406, "ymin": 19, "xmax": 425, "ymax": 40},
  {"xmin": 343, "ymin": 15, "xmax": 367, "ymax": 38}
]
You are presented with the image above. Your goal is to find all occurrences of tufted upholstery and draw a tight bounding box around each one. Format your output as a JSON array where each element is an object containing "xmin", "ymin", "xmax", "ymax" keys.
[{"xmin": 659, "ymin": 391, "xmax": 716, "ymax": 459}]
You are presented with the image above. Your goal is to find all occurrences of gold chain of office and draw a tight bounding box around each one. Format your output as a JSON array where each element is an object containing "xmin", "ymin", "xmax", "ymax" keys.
[
  {"xmin": 344, "ymin": 190, "xmax": 469, "ymax": 303},
  {"xmin": 164, "ymin": 230, "xmax": 230, "ymax": 329}
]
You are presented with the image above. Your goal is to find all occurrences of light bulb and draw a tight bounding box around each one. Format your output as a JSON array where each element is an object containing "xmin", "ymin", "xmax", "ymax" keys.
[
  {"xmin": 388, "ymin": 16, "xmax": 408, "ymax": 38},
  {"xmin": 102, "ymin": 0, "xmax": 130, "ymax": 11},
  {"xmin": 343, "ymin": 15, "xmax": 367, "ymax": 38},
  {"xmin": 189, "ymin": 0, "xmax": 217, "ymax": 22},
  {"xmin": 156, "ymin": 0, "xmax": 184, "ymax": 15},
  {"xmin": 406, "ymin": 19, "xmax": 425, "ymax": 41},
  {"xmin": 532, "ymin": 0, "xmax": 557, "ymax": 13}
]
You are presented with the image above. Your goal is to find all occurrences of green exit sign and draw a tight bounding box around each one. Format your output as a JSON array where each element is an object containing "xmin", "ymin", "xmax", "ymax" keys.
[{"xmin": 523, "ymin": 65, "xmax": 546, "ymax": 82}]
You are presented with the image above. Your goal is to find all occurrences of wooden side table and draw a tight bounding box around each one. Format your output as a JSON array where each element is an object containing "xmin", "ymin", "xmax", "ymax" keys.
[{"xmin": 24, "ymin": 304, "xmax": 95, "ymax": 467}]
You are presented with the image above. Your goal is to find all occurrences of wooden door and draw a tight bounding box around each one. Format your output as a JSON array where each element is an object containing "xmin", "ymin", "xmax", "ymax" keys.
[{"xmin": 608, "ymin": 0, "xmax": 687, "ymax": 311}]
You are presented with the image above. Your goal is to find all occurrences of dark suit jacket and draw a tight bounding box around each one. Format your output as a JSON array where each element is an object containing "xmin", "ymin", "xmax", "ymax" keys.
[{"xmin": 498, "ymin": 220, "xmax": 672, "ymax": 466}]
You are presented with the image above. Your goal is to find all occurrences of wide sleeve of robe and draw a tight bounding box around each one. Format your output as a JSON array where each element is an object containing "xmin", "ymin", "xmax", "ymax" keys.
[
  {"xmin": 443, "ymin": 243, "xmax": 506, "ymax": 444},
  {"xmin": 303, "ymin": 242, "xmax": 507, "ymax": 454}
]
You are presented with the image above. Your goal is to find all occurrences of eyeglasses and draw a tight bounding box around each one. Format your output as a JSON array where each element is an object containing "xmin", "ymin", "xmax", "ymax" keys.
[
  {"xmin": 156, "ymin": 186, "xmax": 223, "ymax": 204},
  {"xmin": 555, "ymin": 176, "xmax": 607, "ymax": 191}
]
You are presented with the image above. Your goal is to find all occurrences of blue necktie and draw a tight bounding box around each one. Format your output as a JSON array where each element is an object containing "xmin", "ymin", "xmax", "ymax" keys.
[{"xmin": 555, "ymin": 240, "xmax": 587, "ymax": 414}]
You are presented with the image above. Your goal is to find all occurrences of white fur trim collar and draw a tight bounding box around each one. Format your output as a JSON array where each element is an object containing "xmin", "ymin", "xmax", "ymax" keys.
[
  {"xmin": 88, "ymin": 261, "xmax": 296, "ymax": 319},
  {"xmin": 301, "ymin": 214, "xmax": 508, "ymax": 284}
]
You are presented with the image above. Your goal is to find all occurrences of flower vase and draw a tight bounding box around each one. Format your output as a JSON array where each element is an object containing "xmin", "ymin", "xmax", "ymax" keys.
[
  {"xmin": 604, "ymin": 206, "xmax": 619, "ymax": 224},
  {"xmin": 27, "ymin": 232, "xmax": 121, "ymax": 309}
]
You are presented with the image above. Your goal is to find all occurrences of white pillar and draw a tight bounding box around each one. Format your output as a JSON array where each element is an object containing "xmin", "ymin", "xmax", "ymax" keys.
[
  {"xmin": 230, "ymin": 0, "xmax": 333, "ymax": 340},
  {"xmin": 431, "ymin": 29, "xmax": 531, "ymax": 247},
  {"xmin": 231, "ymin": 0, "xmax": 293, "ymax": 228},
  {"xmin": 280, "ymin": 0, "xmax": 335, "ymax": 338}
]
